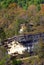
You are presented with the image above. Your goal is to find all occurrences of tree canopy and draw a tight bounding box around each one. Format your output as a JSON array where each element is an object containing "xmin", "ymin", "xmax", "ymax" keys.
[{"xmin": 0, "ymin": 0, "xmax": 44, "ymax": 9}]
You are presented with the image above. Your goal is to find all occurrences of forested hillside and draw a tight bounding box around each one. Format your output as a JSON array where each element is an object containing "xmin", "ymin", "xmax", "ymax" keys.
[
  {"xmin": 0, "ymin": 0, "xmax": 44, "ymax": 41},
  {"xmin": 0, "ymin": 1, "xmax": 44, "ymax": 65}
]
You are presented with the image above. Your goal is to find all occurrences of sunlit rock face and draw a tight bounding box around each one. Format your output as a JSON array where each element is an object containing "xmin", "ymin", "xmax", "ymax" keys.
[
  {"xmin": 19, "ymin": 28, "xmax": 23, "ymax": 33},
  {"xmin": 7, "ymin": 41, "xmax": 26, "ymax": 55},
  {"xmin": 19, "ymin": 24, "xmax": 27, "ymax": 34}
]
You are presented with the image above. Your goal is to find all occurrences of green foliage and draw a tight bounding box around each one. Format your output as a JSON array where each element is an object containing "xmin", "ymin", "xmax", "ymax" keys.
[
  {"xmin": 0, "ymin": 46, "xmax": 10, "ymax": 65},
  {"xmin": 0, "ymin": 0, "xmax": 44, "ymax": 9},
  {"xmin": 12, "ymin": 59, "xmax": 22, "ymax": 65},
  {"xmin": 12, "ymin": 19, "xmax": 27, "ymax": 35},
  {"xmin": 0, "ymin": 28, "xmax": 6, "ymax": 41},
  {"xmin": 37, "ymin": 4, "xmax": 41, "ymax": 11},
  {"xmin": 0, "ymin": 55, "xmax": 10, "ymax": 65}
]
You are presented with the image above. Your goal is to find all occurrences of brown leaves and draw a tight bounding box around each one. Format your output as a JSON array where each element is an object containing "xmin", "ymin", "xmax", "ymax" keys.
[
  {"xmin": 9, "ymin": 3, "xmax": 17, "ymax": 8},
  {"xmin": 0, "ymin": 3, "xmax": 44, "ymax": 38},
  {"xmin": 39, "ymin": 4, "xmax": 44, "ymax": 15}
]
